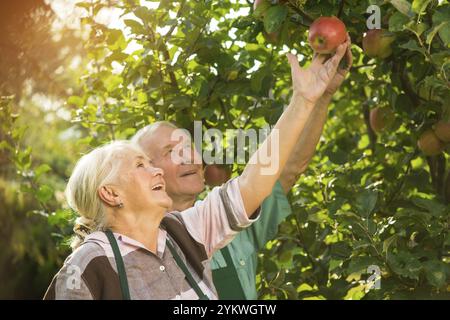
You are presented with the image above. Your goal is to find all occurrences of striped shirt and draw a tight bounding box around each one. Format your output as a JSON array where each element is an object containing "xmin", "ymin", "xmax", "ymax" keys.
[{"xmin": 44, "ymin": 178, "xmax": 259, "ymax": 300}]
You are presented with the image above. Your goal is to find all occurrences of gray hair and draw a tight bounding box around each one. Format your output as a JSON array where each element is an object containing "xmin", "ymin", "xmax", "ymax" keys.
[
  {"xmin": 131, "ymin": 121, "xmax": 178, "ymax": 148},
  {"xmin": 67, "ymin": 140, "xmax": 144, "ymax": 250}
]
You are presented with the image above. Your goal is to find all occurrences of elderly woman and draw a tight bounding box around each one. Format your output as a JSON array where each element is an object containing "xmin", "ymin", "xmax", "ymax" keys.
[{"xmin": 44, "ymin": 43, "xmax": 349, "ymax": 300}]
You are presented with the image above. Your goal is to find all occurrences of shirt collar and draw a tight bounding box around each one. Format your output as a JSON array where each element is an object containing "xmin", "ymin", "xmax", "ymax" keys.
[{"xmin": 85, "ymin": 228, "xmax": 168, "ymax": 258}]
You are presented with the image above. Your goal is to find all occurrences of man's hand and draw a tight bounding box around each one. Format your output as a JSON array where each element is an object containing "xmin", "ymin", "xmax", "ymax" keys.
[
  {"xmin": 286, "ymin": 37, "xmax": 350, "ymax": 105},
  {"xmin": 278, "ymin": 35, "xmax": 352, "ymax": 194},
  {"xmin": 322, "ymin": 34, "xmax": 353, "ymax": 97}
]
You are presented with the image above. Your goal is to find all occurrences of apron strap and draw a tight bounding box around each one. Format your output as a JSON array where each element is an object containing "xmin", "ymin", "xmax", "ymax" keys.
[
  {"xmin": 166, "ymin": 239, "xmax": 209, "ymax": 300},
  {"xmin": 105, "ymin": 230, "xmax": 208, "ymax": 300},
  {"xmin": 104, "ymin": 230, "xmax": 131, "ymax": 300}
]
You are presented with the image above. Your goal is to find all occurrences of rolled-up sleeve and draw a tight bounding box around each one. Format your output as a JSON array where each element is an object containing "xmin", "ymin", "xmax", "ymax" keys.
[{"xmin": 178, "ymin": 178, "xmax": 260, "ymax": 258}]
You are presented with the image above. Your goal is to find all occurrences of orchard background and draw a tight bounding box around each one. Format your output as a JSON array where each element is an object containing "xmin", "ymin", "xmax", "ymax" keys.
[{"xmin": 0, "ymin": 0, "xmax": 449, "ymax": 299}]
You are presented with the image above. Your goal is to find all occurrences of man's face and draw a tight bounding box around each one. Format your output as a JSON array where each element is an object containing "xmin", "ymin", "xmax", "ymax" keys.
[{"xmin": 139, "ymin": 125, "xmax": 204, "ymax": 202}]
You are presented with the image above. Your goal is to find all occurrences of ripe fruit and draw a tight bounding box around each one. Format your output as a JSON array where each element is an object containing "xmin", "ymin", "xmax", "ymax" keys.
[
  {"xmin": 308, "ymin": 16, "xmax": 347, "ymax": 54},
  {"xmin": 417, "ymin": 129, "xmax": 445, "ymax": 156},
  {"xmin": 204, "ymin": 164, "xmax": 231, "ymax": 187},
  {"xmin": 434, "ymin": 121, "xmax": 450, "ymax": 143},
  {"xmin": 362, "ymin": 29, "xmax": 395, "ymax": 59},
  {"xmin": 369, "ymin": 107, "xmax": 395, "ymax": 133}
]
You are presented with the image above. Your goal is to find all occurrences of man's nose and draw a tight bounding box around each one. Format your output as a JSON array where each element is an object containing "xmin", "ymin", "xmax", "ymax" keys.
[{"xmin": 176, "ymin": 145, "xmax": 195, "ymax": 165}]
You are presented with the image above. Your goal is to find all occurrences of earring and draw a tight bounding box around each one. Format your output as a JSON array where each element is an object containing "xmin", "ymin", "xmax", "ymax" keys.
[{"xmin": 117, "ymin": 202, "xmax": 124, "ymax": 208}]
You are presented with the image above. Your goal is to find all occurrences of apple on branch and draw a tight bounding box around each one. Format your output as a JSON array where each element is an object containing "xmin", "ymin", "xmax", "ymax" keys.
[
  {"xmin": 369, "ymin": 107, "xmax": 395, "ymax": 133},
  {"xmin": 434, "ymin": 121, "xmax": 450, "ymax": 143},
  {"xmin": 204, "ymin": 164, "xmax": 232, "ymax": 187},
  {"xmin": 362, "ymin": 29, "xmax": 395, "ymax": 59},
  {"xmin": 418, "ymin": 129, "xmax": 445, "ymax": 156},
  {"xmin": 308, "ymin": 16, "xmax": 347, "ymax": 54}
]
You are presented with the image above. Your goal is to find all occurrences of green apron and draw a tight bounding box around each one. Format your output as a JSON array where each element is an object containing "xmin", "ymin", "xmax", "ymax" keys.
[
  {"xmin": 211, "ymin": 246, "xmax": 247, "ymax": 299},
  {"xmin": 104, "ymin": 229, "xmax": 209, "ymax": 300}
]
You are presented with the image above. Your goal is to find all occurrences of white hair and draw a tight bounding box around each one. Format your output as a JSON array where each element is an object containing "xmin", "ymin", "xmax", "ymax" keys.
[
  {"xmin": 66, "ymin": 140, "xmax": 144, "ymax": 250},
  {"xmin": 131, "ymin": 121, "xmax": 178, "ymax": 149}
]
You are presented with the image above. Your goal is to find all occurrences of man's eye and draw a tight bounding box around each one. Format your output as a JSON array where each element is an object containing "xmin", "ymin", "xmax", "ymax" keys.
[{"xmin": 137, "ymin": 163, "xmax": 144, "ymax": 168}]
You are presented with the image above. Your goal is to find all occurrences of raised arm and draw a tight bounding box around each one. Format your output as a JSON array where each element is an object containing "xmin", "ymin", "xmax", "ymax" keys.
[
  {"xmin": 238, "ymin": 40, "xmax": 349, "ymax": 216},
  {"xmin": 279, "ymin": 37, "xmax": 353, "ymax": 193}
]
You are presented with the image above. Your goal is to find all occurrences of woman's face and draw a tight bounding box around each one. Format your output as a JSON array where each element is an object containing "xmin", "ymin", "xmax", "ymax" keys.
[{"xmin": 115, "ymin": 148, "xmax": 173, "ymax": 213}]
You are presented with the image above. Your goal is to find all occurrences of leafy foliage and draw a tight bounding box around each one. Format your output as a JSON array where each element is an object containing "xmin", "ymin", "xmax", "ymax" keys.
[{"xmin": 2, "ymin": 0, "xmax": 450, "ymax": 299}]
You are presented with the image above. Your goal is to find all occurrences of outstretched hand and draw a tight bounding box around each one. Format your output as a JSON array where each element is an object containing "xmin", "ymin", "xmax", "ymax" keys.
[
  {"xmin": 323, "ymin": 34, "xmax": 353, "ymax": 96},
  {"xmin": 286, "ymin": 36, "xmax": 351, "ymax": 105}
]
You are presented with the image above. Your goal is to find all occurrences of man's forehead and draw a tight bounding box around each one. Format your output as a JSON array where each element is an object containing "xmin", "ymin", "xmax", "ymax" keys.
[
  {"xmin": 142, "ymin": 125, "xmax": 190, "ymax": 153},
  {"xmin": 153, "ymin": 126, "xmax": 190, "ymax": 145}
]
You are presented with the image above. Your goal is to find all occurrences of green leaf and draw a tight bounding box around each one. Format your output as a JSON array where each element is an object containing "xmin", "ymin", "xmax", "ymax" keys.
[
  {"xmin": 426, "ymin": 22, "xmax": 448, "ymax": 46},
  {"xmin": 411, "ymin": 196, "xmax": 446, "ymax": 216},
  {"xmin": 347, "ymin": 256, "xmax": 380, "ymax": 275},
  {"xmin": 263, "ymin": 5, "xmax": 288, "ymax": 34},
  {"xmin": 232, "ymin": 16, "xmax": 254, "ymax": 29},
  {"xmin": 250, "ymin": 67, "xmax": 271, "ymax": 93},
  {"xmin": 356, "ymin": 190, "xmax": 378, "ymax": 217},
  {"xmin": 253, "ymin": 0, "xmax": 271, "ymax": 19},
  {"xmin": 134, "ymin": 6, "xmax": 152, "ymax": 24},
  {"xmin": 103, "ymin": 74, "xmax": 123, "ymax": 92},
  {"xmin": 432, "ymin": 6, "xmax": 450, "ymax": 45},
  {"xmin": 423, "ymin": 261, "xmax": 447, "ymax": 288},
  {"xmin": 389, "ymin": 251, "xmax": 422, "ymax": 280},
  {"xmin": 399, "ymin": 40, "xmax": 426, "ymax": 57},
  {"xmin": 75, "ymin": 2, "xmax": 92, "ymax": 11},
  {"xmin": 124, "ymin": 19, "xmax": 146, "ymax": 34},
  {"xmin": 67, "ymin": 96, "xmax": 84, "ymax": 107},
  {"xmin": 35, "ymin": 164, "xmax": 51, "ymax": 180},
  {"xmin": 382, "ymin": 235, "xmax": 398, "ymax": 256},
  {"xmin": 412, "ymin": 0, "xmax": 432, "ymax": 14},
  {"xmin": 0, "ymin": 140, "xmax": 11, "ymax": 152},
  {"xmin": 389, "ymin": 12, "xmax": 410, "ymax": 32},
  {"xmin": 36, "ymin": 185, "xmax": 54, "ymax": 203},
  {"xmin": 390, "ymin": 0, "xmax": 415, "ymax": 17},
  {"xmin": 47, "ymin": 209, "xmax": 74, "ymax": 226},
  {"xmin": 107, "ymin": 29, "xmax": 127, "ymax": 51}
]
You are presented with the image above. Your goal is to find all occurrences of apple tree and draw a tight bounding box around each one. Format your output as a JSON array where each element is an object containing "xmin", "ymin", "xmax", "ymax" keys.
[{"xmin": 14, "ymin": 0, "xmax": 448, "ymax": 299}]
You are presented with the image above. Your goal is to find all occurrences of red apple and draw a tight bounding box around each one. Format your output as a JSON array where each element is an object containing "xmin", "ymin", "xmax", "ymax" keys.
[
  {"xmin": 369, "ymin": 107, "xmax": 395, "ymax": 133},
  {"xmin": 308, "ymin": 16, "xmax": 347, "ymax": 54},
  {"xmin": 434, "ymin": 121, "xmax": 450, "ymax": 143},
  {"xmin": 362, "ymin": 29, "xmax": 395, "ymax": 59},
  {"xmin": 204, "ymin": 164, "xmax": 231, "ymax": 187},
  {"xmin": 417, "ymin": 129, "xmax": 445, "ymax": 156}
]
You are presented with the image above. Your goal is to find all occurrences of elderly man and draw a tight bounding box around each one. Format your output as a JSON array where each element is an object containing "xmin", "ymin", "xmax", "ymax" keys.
[{"xmin": 131, "ymin": 43, "xmax": 352, "ymax": 299}]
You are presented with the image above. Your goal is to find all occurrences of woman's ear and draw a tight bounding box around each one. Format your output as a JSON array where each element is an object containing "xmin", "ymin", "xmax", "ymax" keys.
[{"xmin": 98, "ymin": 185, "xmax": 122, "ymax": 208}]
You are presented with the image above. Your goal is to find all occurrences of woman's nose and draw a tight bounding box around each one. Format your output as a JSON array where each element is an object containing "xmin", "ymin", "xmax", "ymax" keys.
[{"xmin": 149, "ymin": 167, "xmax": 164, "ymax": 177}]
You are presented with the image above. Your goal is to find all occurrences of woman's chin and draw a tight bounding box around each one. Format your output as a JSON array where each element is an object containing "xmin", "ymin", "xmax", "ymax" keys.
[{"xmin": 157, "ymin": 197, "xmax": 173, "ymax": 211}]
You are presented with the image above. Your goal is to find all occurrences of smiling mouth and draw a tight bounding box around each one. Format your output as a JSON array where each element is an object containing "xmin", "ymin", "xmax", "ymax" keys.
[
  {"xmin": 151, "ymin": 183, "xmax": 165, "ymax": 191},
  {"xmin": 180, "ymin": 170, "xmax": 197, "ymax": 177}
]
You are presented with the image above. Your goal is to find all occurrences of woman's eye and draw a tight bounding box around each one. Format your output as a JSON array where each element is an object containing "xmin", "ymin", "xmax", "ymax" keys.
[{"xmin": 137, "ymin": 162, "xmax": 144, "ymax": 168}]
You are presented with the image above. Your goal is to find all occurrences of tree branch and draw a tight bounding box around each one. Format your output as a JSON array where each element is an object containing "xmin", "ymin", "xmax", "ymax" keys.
[{"xmin": 337, "ymin": 0, "xmax": 345, "ymax": 18}]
